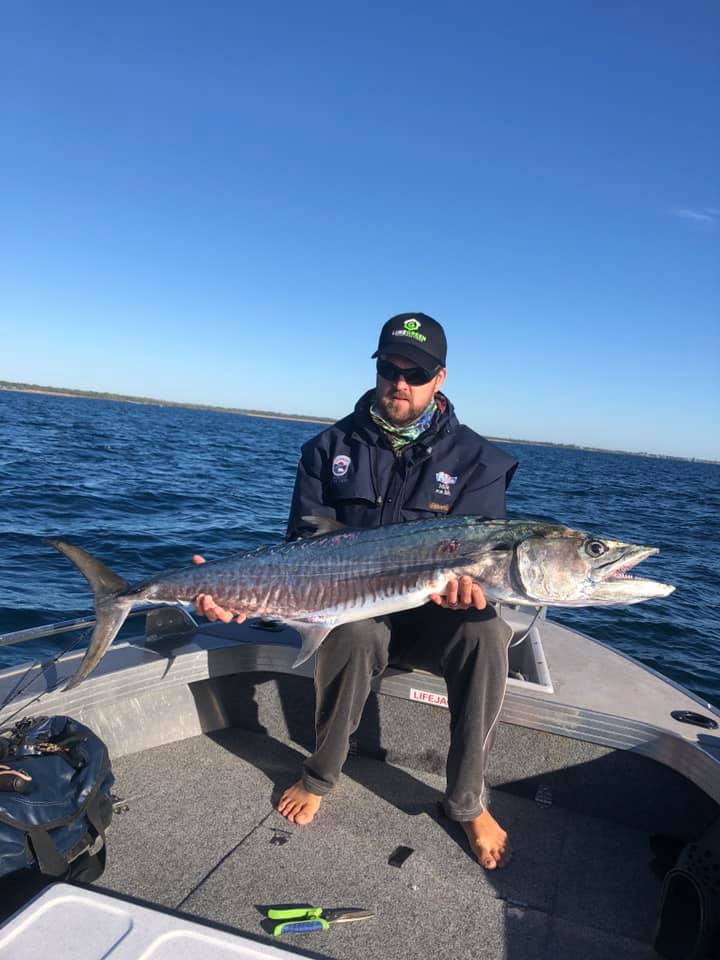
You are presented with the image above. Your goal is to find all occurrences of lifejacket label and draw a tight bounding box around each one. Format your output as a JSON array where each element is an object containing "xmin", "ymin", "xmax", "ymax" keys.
[{"xmin": 410, "ymin": 687, "xmax": 449, "ymax": 708}]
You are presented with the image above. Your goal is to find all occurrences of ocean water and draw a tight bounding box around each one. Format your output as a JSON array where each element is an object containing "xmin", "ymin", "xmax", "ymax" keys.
[{"xmin": 1, "ymin": 389, "xmax": 718, "ymax": 708}]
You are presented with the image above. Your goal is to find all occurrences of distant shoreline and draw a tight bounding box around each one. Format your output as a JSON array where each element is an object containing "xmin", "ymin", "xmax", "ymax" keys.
[
  {"xmin": 0, "ymin": 381, "xmax": 334, "ymax": 426},
  {"xmin": 1, "ymin": 380, "xmax": 717, "ymax": 465}
]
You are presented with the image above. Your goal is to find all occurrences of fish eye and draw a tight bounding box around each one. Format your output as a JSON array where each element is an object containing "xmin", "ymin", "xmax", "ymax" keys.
[{"xmin": 585, "ymin": 540, "xmax": 608, "ymax": 558}]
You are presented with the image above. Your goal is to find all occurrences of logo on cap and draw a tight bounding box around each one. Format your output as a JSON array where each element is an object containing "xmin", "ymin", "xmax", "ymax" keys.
[{"xmin": 392, "ymin": 321, "xmax": 428, "ymax": 344}]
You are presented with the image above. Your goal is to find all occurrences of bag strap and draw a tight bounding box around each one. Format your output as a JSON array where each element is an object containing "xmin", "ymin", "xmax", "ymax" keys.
[
  {"xmin": 84, "ymin": 789, "xmax": 107, "ymax": 847},
  {"xmin": 26, "ymin": 787, "xmax": 109, "ymax": 879},
  {"xmin": 27, "ymin": 828, "xmax": 69, "ymax": 877},
  {"xmin": 68, "ymin": 842, "xmax": 106, "ymax": 883}
]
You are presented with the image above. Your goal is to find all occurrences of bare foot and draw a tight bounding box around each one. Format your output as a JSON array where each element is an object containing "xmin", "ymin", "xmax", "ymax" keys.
[
  {"xmin": 277, "ymin": 781, "xmax": 322, "ymax": 825},
  {"xmin": 460, "ymin": 809, "xmax": 511, "ymax": 869}
]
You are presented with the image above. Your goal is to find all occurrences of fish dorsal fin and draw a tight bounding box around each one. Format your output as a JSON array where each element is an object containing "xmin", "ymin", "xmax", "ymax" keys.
[{"xmin": 301, "ymin": 515, "xmax": 348, "ymax": 536}]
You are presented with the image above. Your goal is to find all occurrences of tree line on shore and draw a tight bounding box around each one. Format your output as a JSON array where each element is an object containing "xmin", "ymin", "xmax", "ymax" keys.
[{"xmin": 1, "ymin": 380, "xmax": 716, "ymax": 464}]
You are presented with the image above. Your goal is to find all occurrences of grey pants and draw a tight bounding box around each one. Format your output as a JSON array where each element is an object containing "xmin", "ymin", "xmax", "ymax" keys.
[{"xmin": 301, "ymin": 603, "xmax": 513, "ymax": 821}]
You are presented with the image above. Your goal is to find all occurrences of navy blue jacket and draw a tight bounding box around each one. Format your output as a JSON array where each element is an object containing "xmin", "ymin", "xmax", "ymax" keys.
[{"xmin": 287, "ymin": 391, "xmax": 518, "ymax": 539}]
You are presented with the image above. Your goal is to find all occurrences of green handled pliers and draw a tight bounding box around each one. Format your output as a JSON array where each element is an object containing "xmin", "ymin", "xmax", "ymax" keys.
[{"xmin": 267, "ymin": 906, "xmax": 374, "ymax": 935}]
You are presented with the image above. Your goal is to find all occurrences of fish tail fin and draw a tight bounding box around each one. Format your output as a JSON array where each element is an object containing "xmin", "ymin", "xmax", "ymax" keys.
[
  {"xmin": 46, "ymin": 539, "xmax": 129, "ymax": 600},
  {"xmin": 64, "ymin": 599, "xmax": 133, "ymax": 690},
  {"xmin": 47, "ymin": 539, "xmax": 132, "ymax": 689}
]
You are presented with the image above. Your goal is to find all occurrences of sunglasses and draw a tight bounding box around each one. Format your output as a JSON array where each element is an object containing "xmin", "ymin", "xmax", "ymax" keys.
[{"xmin": 376, "ymin": 358, "xmax": 440, "ymax": 386}]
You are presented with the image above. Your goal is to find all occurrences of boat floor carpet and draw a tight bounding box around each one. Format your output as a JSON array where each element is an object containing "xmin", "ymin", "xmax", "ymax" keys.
[{"xmin": 94, "ymin": 727, "xmax": 661, "ymax": 960}]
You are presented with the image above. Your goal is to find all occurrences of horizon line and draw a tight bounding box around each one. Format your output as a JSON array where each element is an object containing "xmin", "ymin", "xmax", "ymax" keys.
[{"xmin": 0, "ymin": 380, "xmax": 717, "ymax": 466}]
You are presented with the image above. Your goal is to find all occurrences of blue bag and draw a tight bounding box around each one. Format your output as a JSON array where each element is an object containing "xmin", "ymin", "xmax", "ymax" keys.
[{"xmin": 0, "ymin": 715, "xmax": 114, "ymax": 883}]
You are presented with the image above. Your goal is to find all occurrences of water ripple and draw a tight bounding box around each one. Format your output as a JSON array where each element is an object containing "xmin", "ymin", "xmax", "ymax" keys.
[{"xmin": 1, "ymin": 391, "xmax": 718, "ymax": 706}]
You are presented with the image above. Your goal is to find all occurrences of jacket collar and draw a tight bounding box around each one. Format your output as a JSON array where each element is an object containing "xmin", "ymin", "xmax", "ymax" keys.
[{"xmin": 350, "ymin": 389, "xmax": 457, "ymax": 445}]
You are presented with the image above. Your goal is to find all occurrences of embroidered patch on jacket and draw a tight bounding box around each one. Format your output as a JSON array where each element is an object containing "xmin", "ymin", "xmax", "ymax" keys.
[
  {"xmin": 434, "ymin": 471, "xmax": 458, "ymax": 497},
  {"xmin": 428, "ymin": 501, "xmax": 450, "ymax": 513},
  {"xmin": 332, "ymin": 454, "xmax": 351, "ymax": 478},
  {"xmin": 436, "ymin": 471, "xmax": 457, "ymax": 485}
]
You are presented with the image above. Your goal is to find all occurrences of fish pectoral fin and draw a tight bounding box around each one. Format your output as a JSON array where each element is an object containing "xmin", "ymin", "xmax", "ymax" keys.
[
  {"xmin": 286, "ymin": 621, "xmax": 335, "ymax": 667},
  {"xmin": 301, "ymin": 515, "xmax": 348, "ymax": 536}
]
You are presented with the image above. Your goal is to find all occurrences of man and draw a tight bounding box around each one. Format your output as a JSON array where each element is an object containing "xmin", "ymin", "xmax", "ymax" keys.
[{"xmin": 195, "ymin": 313, "xmax": 518, "ymax": 869}]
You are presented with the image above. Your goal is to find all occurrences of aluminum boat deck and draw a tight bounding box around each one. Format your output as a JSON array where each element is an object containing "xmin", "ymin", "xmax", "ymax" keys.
[{"xmin": 1, "ymin": 609, "xmax": 718, "ymax": 959}]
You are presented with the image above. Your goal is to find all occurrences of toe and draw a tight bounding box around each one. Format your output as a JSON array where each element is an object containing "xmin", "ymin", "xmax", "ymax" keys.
[
  {"xmin": 278, "ymin": 800, "xmax": 296, "ymax": 819},
  {"xmin": 496, "ymin": 847, "xmax": 512, "ymax": 868}
]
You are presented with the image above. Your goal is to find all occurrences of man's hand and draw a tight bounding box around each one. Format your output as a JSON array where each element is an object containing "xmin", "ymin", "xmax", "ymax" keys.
[
  {"xmin": 192, "ymin": 555, "xmax": 247, "ymax": 624},
  {"xmin": 430, "ymin": 574, "xmax": 487, "ymax": 611}
]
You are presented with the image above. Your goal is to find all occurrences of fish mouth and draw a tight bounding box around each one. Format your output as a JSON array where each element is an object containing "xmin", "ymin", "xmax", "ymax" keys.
[
  {"xmin": 598, "ymin": 545, "xmax": 659, "ymax": 581},
  {"xmin": 591, "ymin": 544, "xmax": 675, "ymax": 601}
]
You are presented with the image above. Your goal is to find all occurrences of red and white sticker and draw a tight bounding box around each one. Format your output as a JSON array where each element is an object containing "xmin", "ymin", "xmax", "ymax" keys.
[{"xmin": 410, "ymin": 688, "xmax": 448, "ymax": 708}]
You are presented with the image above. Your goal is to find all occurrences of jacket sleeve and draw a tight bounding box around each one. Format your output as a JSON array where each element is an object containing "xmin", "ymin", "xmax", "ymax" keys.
[
  {"xmin": 286, "ymin": 440, "xmax": 337, "ymax": 540},
  {"xmin": 450, "ymin": 441, "xmax": 518, "ymax": 520},
  {"xmin": 451, "ymin": 475, "xmax": 510, "ymax": 519}
]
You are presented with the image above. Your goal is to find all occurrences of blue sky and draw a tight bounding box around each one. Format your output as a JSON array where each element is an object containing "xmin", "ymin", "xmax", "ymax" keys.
[{"xmin": 1, "ymin": 2, "xmax": 718, "ymax": 460}]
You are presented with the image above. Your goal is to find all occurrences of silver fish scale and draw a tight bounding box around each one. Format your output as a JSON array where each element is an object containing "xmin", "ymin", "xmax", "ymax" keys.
[
  {"xmin": 47, "ymin": 514, "xmax": 675, "ymax": 692},
  {"xmin": 49, "ymin": 514, "xmax": 674, "ymax": 690},
  {"xmin": 141, "ymin": 517, "xmax": 499, "ymax": 619}
]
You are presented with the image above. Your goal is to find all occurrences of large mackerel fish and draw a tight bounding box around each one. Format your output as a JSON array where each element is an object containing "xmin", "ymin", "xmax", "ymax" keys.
[{"xmin": 49, "ymin": 515, "xmax": 674, "ymax": 689}]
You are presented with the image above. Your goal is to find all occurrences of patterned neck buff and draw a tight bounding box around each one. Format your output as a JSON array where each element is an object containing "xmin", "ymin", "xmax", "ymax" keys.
[{"xmin": 369, "ymin": 397, "xmax": 438, "ymax": 456}]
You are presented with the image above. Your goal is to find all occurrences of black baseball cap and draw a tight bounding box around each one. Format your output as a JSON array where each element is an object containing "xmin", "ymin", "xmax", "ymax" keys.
[{"xmin": 371, "ymin": 312, "xmax": 447, "ymax": 369}]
